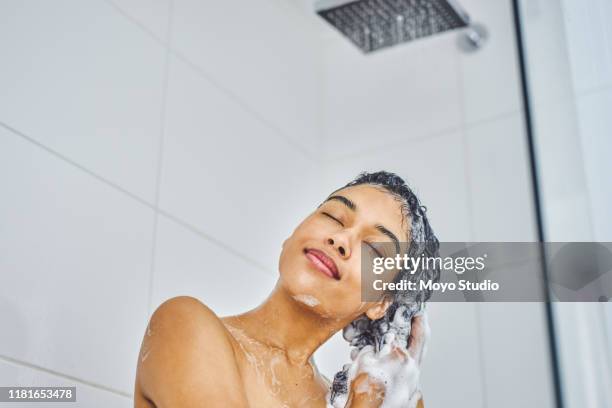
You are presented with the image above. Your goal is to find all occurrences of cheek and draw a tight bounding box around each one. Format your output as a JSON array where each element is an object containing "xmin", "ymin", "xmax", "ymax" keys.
[
  {"xmin": 316, "ymin": 257, "xmax": 366, "ymax": 317},
  {"xmin": 278, "ymin": 239, "xmax": 300, "ymax": 278}
]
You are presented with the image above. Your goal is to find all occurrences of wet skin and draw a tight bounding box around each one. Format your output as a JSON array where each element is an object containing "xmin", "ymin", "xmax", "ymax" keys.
[{"xmin": 134, "ymin": 185, "xmax": 426, "ymax": 408}]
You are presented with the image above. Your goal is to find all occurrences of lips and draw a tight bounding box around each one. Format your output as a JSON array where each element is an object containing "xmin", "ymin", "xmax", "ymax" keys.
[{"xmin": 304, "ymin": 248, "xmax": 340, "ymax": 280}]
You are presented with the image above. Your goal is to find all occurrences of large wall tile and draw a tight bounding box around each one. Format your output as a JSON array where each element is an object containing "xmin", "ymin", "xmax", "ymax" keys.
[
  {"xmin": 520, "ymin": 0, "xmax": 575, "ymax": 105},
  {"xmin": 322, "ymin": 34, "xmax": 462, "ymax": 158},
  {"xmin": 420, "ymin": 303, "xmax": 484, "ymax": 408},
  {"xmin": 159, "ymin": 56, "xmax": 322, "ymax": 273},
  {"xmin": 576, "ymin": 89, "xmax": 612, "ymax": 241},
  {"xmin": 561, "ymin": 0, "xmax": 612, "ymax": 93},
  {"xmin": 459, "ymin": 0, "xmax": 522, "ymax": 124},
  {"xmin": 530, "ymin": 96, "xmax": 593, "ymax": 241},
  {"xmin": 0, "ymin": 358, "xmax": 131, "ymax": 408},
  {"xmin": 466, "ymin": 113, "xmax": 538, "ymax": 241},
  {"xmin": 171, "ymin": 0, "xmax": 322, "ymax": 153},
  {"xmin": 0, "ymin": 128, "xmax": 154, "ymax": 393},
  {"xmin": 151, "ymin": 215, "xmax": 278, "ymax": 316},
  {"xmin": 313, "ymin": 331, "xmax": 346, "ymax": 381},
  {"xmin": 324, "ymin": 131, "xmax": 472, "ymax": 242},
  {"xmin": 0, "ymin": 0, "xmax": 166, "ymax": 203},
  {"xmin": 477, "ymin": 303, "xmax": 556, "ymax": 407}
]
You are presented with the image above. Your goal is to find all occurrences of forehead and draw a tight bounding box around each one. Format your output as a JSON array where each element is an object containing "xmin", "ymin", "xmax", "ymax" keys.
[{"xmin": 327, "ymin": 184, "xmax": 409, "ymax": 240}]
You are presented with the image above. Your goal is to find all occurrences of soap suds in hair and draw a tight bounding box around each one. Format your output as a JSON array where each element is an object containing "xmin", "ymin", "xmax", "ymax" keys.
[
  {"xmin": 328, "ymin": 310, "xmax": 430, "ymax": 408},
  {"xmin": 293, "ymin": 294, "xmax": 320, "ymax": 307}
]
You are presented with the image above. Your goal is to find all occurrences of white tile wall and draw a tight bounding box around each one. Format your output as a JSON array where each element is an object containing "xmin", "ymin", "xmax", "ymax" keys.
[
  {"xmin": 0, "ymin": 128, "xmax": 154, "ymax": 393},
  {"xmin": 520, "ymin": 0, "xmax": 575, "ymax": 105},
  {"xmin": 151, "ymin": 215, "xmax": 278, "ymax": 316},
  {"xmin": 530, "ymin": 97, "xmax": 593, "ymax": 241},
  {"xmin": 463, "ymin": 112, "xmax": 555, "ymax": 406},
  {"xmin": 466, "ymin": 113, "xmax": 538, "ymax": 241},
  {"xmin": 553, "ymin": 303, "xmax": 612, "ymax": 407},
  {"xmin": 0, "ymin": 0, "xmax": 167, "ymax": 203},
  {"xmin": 561, "ymin": 0, "xmax": 612, "ymax": 93},
  {"xmin": 0, "ymin": 0, "xmax": 324, "ymax": 399},
  {"xmin": 520, "ymin": 0, "xmax": 612, "ymax": 407},
  {"xmin": 322, "ymin": 34, "xmax": 463, "ymax": 158},
  {"xmin": 420, "ymin": 303, "xmax": 485, "ymax": 408},
  {"xmin": 0, "ymin": 358, "xmax": 131, "ymax": 408},
  {"xmin": 106, "ymin": 0, "xmax": 172, "ymax": 42},
  {"xmin": 459, "ymin": 0, "xmax": 522, "ymax": 124},
  {"xmin": 477, "ymin": 303, "xmax": 556, "ymax": 408},
  {"xmin": 170, "ymin": 0, "xmax": 322, "ymax": 154},
  {"xmin": 159, "ymin": 55, "xmax": 322, "ymax": 273},
  {"xmin": 576, "ymin": 89, "xmax": 612, "ymax": 241},
  {"xmin": 313, "ymin": 331, "xmax": 346, "ymax": 381}
]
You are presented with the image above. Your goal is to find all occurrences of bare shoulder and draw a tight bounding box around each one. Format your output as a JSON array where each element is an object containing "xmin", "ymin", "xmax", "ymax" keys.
[
  {"xmin": 135, "ymin": 296, "xmax": 248, "ymax": 408},
  {"xmin": 147, "ymin": 295, "xmax": 227, "ymax": 338}
]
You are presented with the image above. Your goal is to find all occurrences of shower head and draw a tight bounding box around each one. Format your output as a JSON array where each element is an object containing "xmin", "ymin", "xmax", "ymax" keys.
[{"xmin": 316, "ymin": 0, "xmax": 471, "ymax": 53}]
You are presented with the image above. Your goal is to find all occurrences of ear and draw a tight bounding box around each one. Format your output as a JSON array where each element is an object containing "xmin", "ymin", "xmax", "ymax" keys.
[{"xmin": 365, "ymin": 296, "xmax": 393, "ymax": 320}]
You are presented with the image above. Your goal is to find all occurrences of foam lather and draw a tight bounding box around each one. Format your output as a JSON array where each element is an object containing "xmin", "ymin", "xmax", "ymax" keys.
[{"xmin": 328, "ymin": 306, "xmax": 430, "ymax": 408}]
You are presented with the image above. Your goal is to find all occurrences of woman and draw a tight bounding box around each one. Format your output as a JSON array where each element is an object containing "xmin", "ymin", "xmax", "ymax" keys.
[{"xmin": 134, "ymin": 171, "xmax": 439, "ymax": 407}]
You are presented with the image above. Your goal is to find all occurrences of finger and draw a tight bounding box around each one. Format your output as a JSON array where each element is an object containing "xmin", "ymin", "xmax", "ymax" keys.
[
  {"xmin": 407, "ymin": 314, "xmax": 426, "ymax": 363},
  {"xmin": 391, "ymin": 345, "xmax": 408, "ymax": 360}
]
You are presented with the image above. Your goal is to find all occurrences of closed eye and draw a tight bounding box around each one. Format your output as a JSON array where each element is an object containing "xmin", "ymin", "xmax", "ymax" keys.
[
  {"xmin": 322, "ymin": 211, "xmax": 344, "ymax": 226},
  {"xmin": 366, "ymin": 242, "xmax": 384, "ymax": 258}
]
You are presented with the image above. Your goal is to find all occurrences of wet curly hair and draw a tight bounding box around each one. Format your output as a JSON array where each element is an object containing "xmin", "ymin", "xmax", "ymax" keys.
[{"xmin": 328, "ymin": 171, "xmax": 441, "ymax": 404}]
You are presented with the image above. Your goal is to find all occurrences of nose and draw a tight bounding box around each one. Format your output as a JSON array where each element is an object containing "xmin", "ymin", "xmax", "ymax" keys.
[{"xmin": 326, "ymin": 235, "xmax": 350, "ymax": 259}]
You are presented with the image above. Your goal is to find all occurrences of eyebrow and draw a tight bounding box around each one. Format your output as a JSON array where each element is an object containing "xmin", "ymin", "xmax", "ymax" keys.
[
  {"xmin": 323, "ymin": 195, "xmax": 400, "ymax": 253},
  {"xmin": 324, "ymin": 195, "xmax": 356, "ymax": 211},
  {"xmin": 375, "ymin": 225, "xmax": 400, "ymax": 254}
]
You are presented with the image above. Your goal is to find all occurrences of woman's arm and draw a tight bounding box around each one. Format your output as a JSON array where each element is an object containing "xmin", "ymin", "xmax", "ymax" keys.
[{"xmin": 135, "ymin": 296, "xmax": 249, "ymax": 408}]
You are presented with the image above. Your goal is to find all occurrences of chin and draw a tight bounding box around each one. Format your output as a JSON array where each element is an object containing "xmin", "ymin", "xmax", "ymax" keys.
[{"xmin": 279, "ymin": 264, "xmax": 319, "ymax": 295}]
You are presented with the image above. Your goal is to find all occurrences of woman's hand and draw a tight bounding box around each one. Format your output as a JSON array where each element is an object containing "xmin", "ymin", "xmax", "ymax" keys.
[{"xmin": 345, "ymin": 312, "xmax": 429, "ymax": 408}]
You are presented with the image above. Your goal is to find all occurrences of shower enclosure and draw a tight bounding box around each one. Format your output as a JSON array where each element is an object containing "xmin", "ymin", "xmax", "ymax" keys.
[{"xmin": 516, "ymin": 0, "xmax": 612, "ymax": 407}]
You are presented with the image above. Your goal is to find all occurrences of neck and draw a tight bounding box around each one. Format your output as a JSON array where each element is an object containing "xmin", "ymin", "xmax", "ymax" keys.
[{"xmin": 228, "ymin": 280, "xmax": 350, "ymax": 365}]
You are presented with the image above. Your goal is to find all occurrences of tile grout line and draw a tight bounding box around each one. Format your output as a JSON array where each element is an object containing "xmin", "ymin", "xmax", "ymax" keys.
[
  {"xmin": 455, "ymin": 53, "xmax": 476, "ymax": 244},
  {"xmin": 322, "ymin": 108, "xmax": 522, "ymax": 164},
  {"xmin": 472, "ymin": 304, "xmax": 489, "ymax": 408},
  {"xmin": 0, "ymin": 121, "xmax": 155, "ymax": 212},
  {"xmin": 102, "ymin": 0, "xmax": 168, "ymax": 48},
  {"xmin": 544, "ymin": 2, "xmax": 597, "ymax": 243},
  {"xmin": 147, "ymin": 0, "xmax": 175, "ymax": 317},
  {"xmin": 156, "ymin": 209, "xmax": 275, "ymax": 277},
  {"xmin": 0, "ymin": 354, "xmax": 132, "ymax": 400},
  {"xmin": 103, "ymin": 0, "xmax": 319, "ymax": 165},
  {"xmin": 455, "ymin": 46, "xmax": 487, "ymax": 408},
  {"xmin": 529, "ymin": 82, "xmax": 612, "ymax": 110},
  {"xmin": 166, "ymin": 47, "xmax": 321, "ymax": 164},
  {"xmin": 576, "ymin": 82, "xmax": 612, "ymax": 98},
  {"xmin": 0, "ymin": 122, "xmax": 273, "ymax": 281},
  {"xmin": 101, "ymin": 0, "xmax": 532, "ymax": 170}
]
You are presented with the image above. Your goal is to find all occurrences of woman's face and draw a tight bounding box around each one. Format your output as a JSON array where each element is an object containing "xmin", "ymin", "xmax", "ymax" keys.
[{"xmin": 278, "ymin": 184, "xmax": 409, "ymax": 321}]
